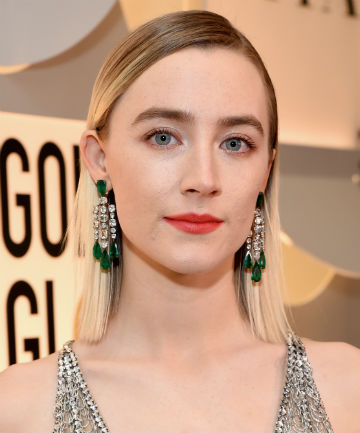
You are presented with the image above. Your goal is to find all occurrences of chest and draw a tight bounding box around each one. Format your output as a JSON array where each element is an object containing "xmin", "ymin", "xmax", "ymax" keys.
[{"xmin": 73, "ymin": 355, "xmax": 286, "ymax": 432}]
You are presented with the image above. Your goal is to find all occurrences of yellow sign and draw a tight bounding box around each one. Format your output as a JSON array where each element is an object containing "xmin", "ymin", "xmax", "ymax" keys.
[{"xmin": 0, "ymin": 111, "xmax": 85, "ymax": 371}]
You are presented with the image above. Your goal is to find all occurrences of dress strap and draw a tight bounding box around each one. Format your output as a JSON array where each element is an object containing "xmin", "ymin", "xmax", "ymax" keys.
[
  {"xmin": 53, "ymin": 339, "xmax": 109, "ymax": 433},
  {"xmin": 274, "ymin": 331, "xmax": 334, "ymax": 433}
]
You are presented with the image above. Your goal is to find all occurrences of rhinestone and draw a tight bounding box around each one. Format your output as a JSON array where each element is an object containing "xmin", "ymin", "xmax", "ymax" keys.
[
  {"xmin": 93, "ymin": 205, "xmax": 99, "ymax": 213},
  {"xmin": 100, "ymin": 205, "xmax": 107, "ymax": 214},
  {"xmin": 101, "ymin": 223, "xmax": 107, "ymax": 229},
  {"xmin": 93, "ymin": 213, "xmax": 98, "ymax": 220},
  {"xmin": 100, "ymin": 240, "xmax": 108, "ymax": 249},
  {"xmin": 109, "ymin": 204, "xmax": 115, "ymax": 212},
  {"xmin": 99, "ymin": 196, "xmax": 108, "ymax": 204},
  {"xmin": 100, "ymin": 214, "xmax": 108, "ymax": 222},
  {"xmin": 93, "ymin": 221, "xmax": 99, "ymax": 228},
  {"xmin": 110, "ymin": 228, "xmax": 116, "ymax": 234},
  {"xmin": 254, "ymin": 225, "xmax": 262, "ymax": 233},
  {"xmin": 246, "ymin": 244, "xmax": 251, "ymax": 250},
  {"xmin": 109, "ymin": 219, "xmax": 116, "ymax": 227},
  {"xmin": 111, "ymin": 233, "xmax": 116, "ymax": 239},
  {"xmin": 255, "ymin": 216, "xmax": 262, "ymax": 224},
  {"xmin": 246, "ymin": 238, "xmax": 251, "ymax": 244},
  {"xmin": 254, "ymin": 251, "xmax": 260, "ymax": 260},
  {"xmin": 110, "ymin": 213, "xmax": 115, "ymax": 219}
]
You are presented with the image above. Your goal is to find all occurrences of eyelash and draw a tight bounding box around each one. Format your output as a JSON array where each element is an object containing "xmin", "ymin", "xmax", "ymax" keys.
[{"xmin": 144, "ymin": 127, "xmax": 256, "ymax": 154}]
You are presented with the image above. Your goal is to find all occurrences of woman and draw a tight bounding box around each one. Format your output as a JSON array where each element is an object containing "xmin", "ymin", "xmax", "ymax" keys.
[{"xmin": 0, "ymin": 9, "xmax": 359, "ymax": 433}]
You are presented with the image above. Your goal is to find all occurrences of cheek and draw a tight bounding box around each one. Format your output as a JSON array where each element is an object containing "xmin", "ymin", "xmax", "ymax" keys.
[
  {"xmin": 225, "ymin": 163, "xmax": 267, "ymax": 239},
  {"xmin": 227, "ymin": 189, "xmax": 254, "ymax": 240},
  {"xmin": 107, "ymin": 149, "xmax": 174, "ymax": 226}
]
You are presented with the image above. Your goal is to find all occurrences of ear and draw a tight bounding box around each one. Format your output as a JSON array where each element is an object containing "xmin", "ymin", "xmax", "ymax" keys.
[
  {"xmin": 79, "ymin": 129, "xmax": 112, "ymax": 191},
  {"xmin": 260, "ymin": 148, "xmax": 276, "ymax": 192}
]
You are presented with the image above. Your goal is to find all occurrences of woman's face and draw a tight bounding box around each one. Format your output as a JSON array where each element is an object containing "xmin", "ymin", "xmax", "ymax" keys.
[{"xmin": 84, "ymin": 47, "xmax": 275, "ymax": 275}]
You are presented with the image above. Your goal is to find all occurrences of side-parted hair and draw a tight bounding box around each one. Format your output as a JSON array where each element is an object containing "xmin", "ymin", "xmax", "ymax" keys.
[{"xmin": 66, "ymin": 9, "xmax": 295, "ymax": 344}]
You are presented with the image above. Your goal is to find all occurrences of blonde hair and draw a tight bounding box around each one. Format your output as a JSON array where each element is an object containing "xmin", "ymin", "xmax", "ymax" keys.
[{"xmin": 67, "ymin": 10, "xmax": 295, "ymax": 344}]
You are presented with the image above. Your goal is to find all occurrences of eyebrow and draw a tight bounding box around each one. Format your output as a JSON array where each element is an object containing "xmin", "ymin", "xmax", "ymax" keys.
[{"xmin": 131, "ymin": 107, "xmax": 264, "ymax": 136}]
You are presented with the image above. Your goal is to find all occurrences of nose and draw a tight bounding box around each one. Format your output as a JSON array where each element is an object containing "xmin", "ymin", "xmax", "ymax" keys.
[{"xmin": 180, "ymin": 141, "xmax": 221, "ymax": 197}]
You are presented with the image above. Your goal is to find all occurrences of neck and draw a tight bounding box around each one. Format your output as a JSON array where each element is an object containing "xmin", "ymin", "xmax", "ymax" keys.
[{"xmin": 97, "ymin": 236, "xmax": 257, "ymax": 362}]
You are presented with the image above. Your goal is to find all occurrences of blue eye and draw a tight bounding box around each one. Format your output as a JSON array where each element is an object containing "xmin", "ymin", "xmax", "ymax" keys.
[
  {"xmin": 145, "ymin": 128, "xmax": 177, "ymax": 148},
  {"xmin": 223, "ymin": 137, "xmax": 252, "ymax": 153},
  {"xmin": 154, "ymin": 132, "xmax": 172, "ymax": 146}
]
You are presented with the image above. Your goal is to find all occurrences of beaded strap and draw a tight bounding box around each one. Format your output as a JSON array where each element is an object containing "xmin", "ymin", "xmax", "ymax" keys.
[
  {"xmin": 274, "ymin": 332, "xmax": 334, "ymax": 433},
  {"xmin": 53, "ymin": 340, "xmax": 109, "ymax": 433}
]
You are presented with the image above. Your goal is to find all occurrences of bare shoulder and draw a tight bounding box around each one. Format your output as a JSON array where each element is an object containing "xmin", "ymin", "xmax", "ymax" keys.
[
  {"xmin": 0, "ymin": 350, "xmax": 59, "ymax": 432},
  {"xmin": 300, "ymin": 336, "xmax": 360, "ymax": 433}
]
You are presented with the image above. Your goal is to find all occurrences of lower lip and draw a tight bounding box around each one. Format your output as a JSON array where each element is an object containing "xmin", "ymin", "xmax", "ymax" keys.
[{"xmin": 163, "ymin": 218, "xmax": 223, "ymax": 234}]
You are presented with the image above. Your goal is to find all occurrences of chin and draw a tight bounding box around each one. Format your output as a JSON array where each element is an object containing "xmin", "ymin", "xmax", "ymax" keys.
[{"xmin": 160, "ymin": 255, "xmax": 230, "ymax": 277}]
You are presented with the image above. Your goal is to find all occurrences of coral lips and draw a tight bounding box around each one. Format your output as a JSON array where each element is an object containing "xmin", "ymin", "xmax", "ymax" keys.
[{"xmin": 163, "ymin": 212, "xmax": 223, "ymax": 234}]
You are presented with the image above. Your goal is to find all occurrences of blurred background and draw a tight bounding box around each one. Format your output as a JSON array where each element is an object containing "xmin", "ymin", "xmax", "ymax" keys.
[{"xmin": 0, "ymin": 0, "xmax": 359, "ymax": 370}]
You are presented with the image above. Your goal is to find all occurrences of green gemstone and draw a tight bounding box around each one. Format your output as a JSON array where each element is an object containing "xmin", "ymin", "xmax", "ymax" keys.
[
  {"xmin": 93, "ymin": 241, "xmax": 102, "ymax": 259},
  {"xmin": 251, "ymin": 261, "xmax": 262, "ymax": 282},
  {"xmin": 256, "ymin": 192, "xmax": 264, "ymax": 208},
  {"xmin": 109, "ymin": 241, "xmax": 119, "ymax": 259},
  {"xmin": 243, "ymin": 250, "xmax": 253, "ymax": 269},
  {"xmin": 100, "ymin": 249, "xmax": 111, "ymax": 270},
  {"xmin": 259, "ymin": 251, "xmax": 266, "ymax": 269},
  {"xmin": 97, "ymin": 180, "xmax": 106, "ymax": 197}
]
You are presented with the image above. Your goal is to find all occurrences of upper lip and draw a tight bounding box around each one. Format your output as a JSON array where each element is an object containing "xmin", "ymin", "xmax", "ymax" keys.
[{"xmin": 164, "ymin": 212, "xmax": 224, "ymax": 223}]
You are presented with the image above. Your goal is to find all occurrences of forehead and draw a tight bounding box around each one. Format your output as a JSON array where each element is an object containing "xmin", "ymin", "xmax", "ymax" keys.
[{"xmin": 111, "ymin": 47, "xmax": 269, "ymax": 135}]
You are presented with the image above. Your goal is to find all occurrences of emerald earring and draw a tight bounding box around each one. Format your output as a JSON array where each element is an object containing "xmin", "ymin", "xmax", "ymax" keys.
[
  {"xmin": 92, "ymin": 180, "xmax": 119, "ymax": 270},
  {"xmin": 243, "ymin": 192, "xmax": 266, "ymax": 283}
]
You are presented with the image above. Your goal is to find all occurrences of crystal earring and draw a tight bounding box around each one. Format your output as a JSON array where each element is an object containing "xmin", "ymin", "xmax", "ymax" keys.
[
  {"xmin": 243, "ymin": 192, "xmax": 266, "ymax": 282},
  {"xmin": 92, "ymin": 179, "xmax": 119, "ymax": 270}
]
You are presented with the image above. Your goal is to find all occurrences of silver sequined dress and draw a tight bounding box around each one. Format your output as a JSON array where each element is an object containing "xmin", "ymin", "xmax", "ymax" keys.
[{"xmin": 53, "ymin": 331, "xmax": 334, "ymax": 433}]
